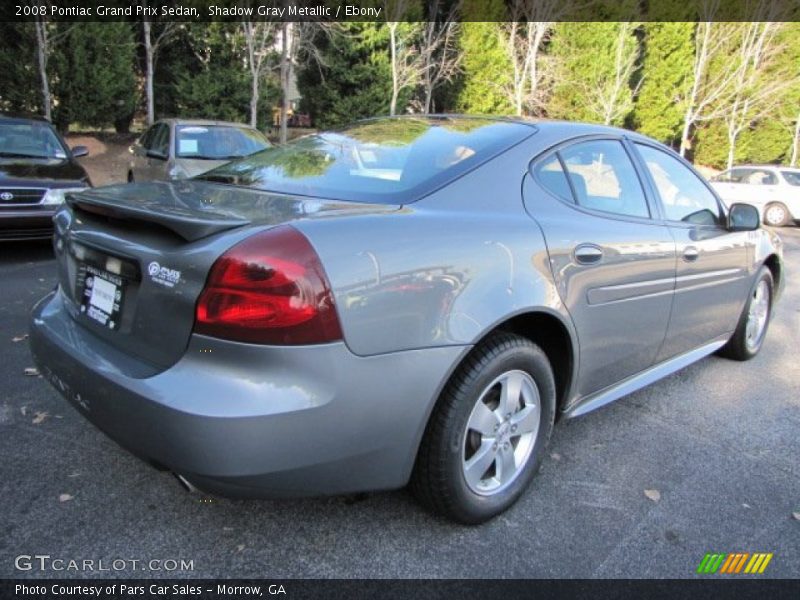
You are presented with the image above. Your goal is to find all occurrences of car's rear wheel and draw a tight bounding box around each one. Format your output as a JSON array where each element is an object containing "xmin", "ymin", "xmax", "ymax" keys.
[
  {"xmin": 411, "ymin": 333, "xmax": 555, "ymax": 524},
  {"xmin": 763, "ymin": 202, "xmax": 790, "ymax": 227},
  {"xmin": 719, "ymin": 266, "xmax": 773, "ymax": 361}
]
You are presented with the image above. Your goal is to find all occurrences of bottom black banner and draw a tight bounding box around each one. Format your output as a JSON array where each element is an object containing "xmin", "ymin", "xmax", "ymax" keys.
[{"xmin": 2, "ymin": 579, "xmax": 800, "ymax": 600}]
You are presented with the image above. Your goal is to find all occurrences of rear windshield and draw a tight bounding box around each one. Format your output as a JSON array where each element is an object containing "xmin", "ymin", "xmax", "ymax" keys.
[
  {"xmin": 176, "ymin": 125, "xmax": 269, "ymax": 160},
  {"xmin": 196, "ymin": 117, "xmax": 535, "ymax": 203}
]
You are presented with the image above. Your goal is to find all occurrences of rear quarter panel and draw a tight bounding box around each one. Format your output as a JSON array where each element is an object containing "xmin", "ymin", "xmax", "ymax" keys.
[{"xmin": 292, "ymin": 138, "xmax": 574, "ymax": 357}]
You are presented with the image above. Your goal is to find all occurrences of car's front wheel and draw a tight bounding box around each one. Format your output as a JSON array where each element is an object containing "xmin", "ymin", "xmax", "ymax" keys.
[
  {"xmin": 763, "ymin": 202, "xmax": 790, "ymax": 227},
  {"xmin": 411, "ymin": 333, "xmax": 555, "ymax": 524},
  {"xmin": 719, "ymin": 266, "xmax": 773, "ymax": 361}
]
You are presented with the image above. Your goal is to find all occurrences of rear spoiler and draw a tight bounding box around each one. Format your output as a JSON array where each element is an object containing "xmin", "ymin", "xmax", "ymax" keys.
[{"xmin": 66, "ymin": 189, "xmax": 250, "ymax": 242}]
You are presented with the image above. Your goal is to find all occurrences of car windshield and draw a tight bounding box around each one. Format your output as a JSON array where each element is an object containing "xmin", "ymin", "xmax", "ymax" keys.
[
  {"xmin": 0, "ymin": 121, "xmax": 68, "ymax": 159},
  {"xmin": 196, "ymin": 117, "xmax": 536, "ymax": 203},
  {"xmin": 175, "ymin": 125, "xmax": 269, "ymax": 160},
  {"xmin": 781, "ymin": 170, "xmax": 800, "ymax": 186}
]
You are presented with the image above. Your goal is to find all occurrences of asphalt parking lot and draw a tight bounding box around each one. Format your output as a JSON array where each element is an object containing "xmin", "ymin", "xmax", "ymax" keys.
[{"xmin": 1, "ymin": 230, "xmax": 798, "ymax": 579}]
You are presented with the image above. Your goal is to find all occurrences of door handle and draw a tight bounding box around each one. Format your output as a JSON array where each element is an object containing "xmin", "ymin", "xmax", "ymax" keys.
[
  {"xmin": 682, "ymin": 246, "xmax": 699, "ymax": 262},
  {"xmin": 574, "ymin": 244, "xmax": 604, "ymax": 265}
]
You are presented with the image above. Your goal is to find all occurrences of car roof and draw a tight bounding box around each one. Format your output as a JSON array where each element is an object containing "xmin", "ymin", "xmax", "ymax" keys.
[{"xmin": 156, "ymin": 118, "xmax": 259, "ymax": 129}]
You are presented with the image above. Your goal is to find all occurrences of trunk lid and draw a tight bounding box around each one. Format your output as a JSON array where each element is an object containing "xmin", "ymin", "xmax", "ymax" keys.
[{"xmin": 54, "ymin": 181, "xmax": 397, "ymax": 370}]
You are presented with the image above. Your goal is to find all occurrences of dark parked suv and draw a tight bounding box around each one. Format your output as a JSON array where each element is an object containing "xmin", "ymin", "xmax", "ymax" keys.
[{"xmin": 0, "ymin": 114, "xmax": 91, "ymax": 240}]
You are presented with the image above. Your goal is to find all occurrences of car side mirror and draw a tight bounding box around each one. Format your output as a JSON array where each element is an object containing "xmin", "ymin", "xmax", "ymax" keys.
[
  {"xmin": 71, "ymin": 145, "xmax": 89, "ymax": 158},
  {"xmin": 728, "ymin": 203, "xmax": 760, "ymax": 231}
]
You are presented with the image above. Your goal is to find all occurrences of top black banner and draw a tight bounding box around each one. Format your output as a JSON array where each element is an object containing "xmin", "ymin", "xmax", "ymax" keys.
[{"xmin": 3, "ymin": 0, "xmax": 800, "ymax": 22}]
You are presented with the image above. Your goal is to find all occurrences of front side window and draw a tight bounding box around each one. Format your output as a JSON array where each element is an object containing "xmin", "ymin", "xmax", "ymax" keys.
[
  {"xmin": 636, "ymin": 144, "xmax": 722, "ymax": 226},
  {"xmin": 151, "ymin": 124, "xmax": 170, "ymax": 157},
  {"xmin": 742, "ymin": 169, "xmax": 777, "ymax": 186},
  {"xmin": 557, "ymin": 140, "xmax": 649, "ymax": 218}
]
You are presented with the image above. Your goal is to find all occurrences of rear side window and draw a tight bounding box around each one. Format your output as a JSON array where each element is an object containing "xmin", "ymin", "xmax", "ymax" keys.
[
  {"xmin": 197, "ymin": 117, "xmax": 536, "ymax": 204},
  {"xmin": 558, "ymin": 140, "xmax": 649, "ymax": 218},
  {"xmin": 534, "ymin": 154, "xmax": 573, "ymax": 203},
  {"xmin": 782, "ymin": 170, "xmax": 800, "ymax": 186},
  {"xmin": 636, "ymin": 144, "xmax": 722, "ymax": 226}
]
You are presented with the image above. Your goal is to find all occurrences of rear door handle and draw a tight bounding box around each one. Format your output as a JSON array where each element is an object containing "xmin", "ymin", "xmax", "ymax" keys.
[
  {"xmin": 682, "ymin": 246, "xmax": 699, "ymax": 262},
  {"xmin": 574, "ymin": 244, "xmax": 604, "ymax": 265}
]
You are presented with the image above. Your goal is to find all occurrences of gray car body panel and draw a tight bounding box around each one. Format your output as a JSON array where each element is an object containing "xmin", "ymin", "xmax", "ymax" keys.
[{"xmin": 30, "ymin": 117, "xmax": 784, "ymax": 497}]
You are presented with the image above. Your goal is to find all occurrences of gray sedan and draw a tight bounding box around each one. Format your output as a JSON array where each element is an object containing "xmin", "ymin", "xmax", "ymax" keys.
[
  {"xmin": 30, "ymin": 116, "xmax": 783, "ymax": 523},
  {"xmin": 128, "ymin": 118, "xmax": 270, "ymax": 182}
]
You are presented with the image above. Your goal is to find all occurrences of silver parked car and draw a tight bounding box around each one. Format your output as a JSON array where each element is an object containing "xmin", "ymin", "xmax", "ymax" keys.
[
  {"xmin": 128, "ymin": 119, "xmax": 270, "ymax": 182},
  {"xmin": 710, "ymin": 164, "xmax": 800, "ymax": 227},
  {"xmin": 31, "ymin": 116, "xmax": 783, "ymax": 523}
]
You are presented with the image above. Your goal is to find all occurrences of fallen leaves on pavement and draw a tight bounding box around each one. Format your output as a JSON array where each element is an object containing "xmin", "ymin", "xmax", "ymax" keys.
[
  {"xmin": 23, "ymin": 367, "xmax": 39, "ymax": 376},
  {"xmin": 59, "ymin": 494, "xmax": 73, "ymax": 503},
  {"xmin": 644, "ymin": 489, "xmax": 661, "ymax": 503},
  {"xmin": 32, "ymin": 411, "xmax": 49, "ymax": 425},
  {"xmin": 12, "ymin": 334, "xmax": 28, "ymax": 343}
]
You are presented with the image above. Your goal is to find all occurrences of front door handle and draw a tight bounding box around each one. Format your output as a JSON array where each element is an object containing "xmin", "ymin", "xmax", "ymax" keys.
[
  {"xmin": 574, "ymin": 244, "xmax": 604, "ymax": 265},
  {"xmin": 682, "ymin": 246, "xmax": 699, "ymax": 262}
]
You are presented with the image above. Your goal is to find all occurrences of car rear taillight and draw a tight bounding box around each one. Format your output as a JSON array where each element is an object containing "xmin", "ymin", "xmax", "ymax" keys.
[{"xmin": 195, "ymin": 225, "xmax": 342, "ymax": 345}]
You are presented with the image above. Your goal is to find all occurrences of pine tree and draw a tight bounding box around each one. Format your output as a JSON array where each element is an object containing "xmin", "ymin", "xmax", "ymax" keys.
[
  {"xmin": 454, "ymin": 0, "xmax": 513, "ymax": 114},
  {"xmin": 548, "ymin": 22, "xmax": 640, "ymax": 126},
  {"xmin": 634, "ymin": 23, "xmax": 694, "ymax": 144},
  {"xmin": 296, "ymin": 23, "xmax": 395, "ymax": 128},
  {"xmin": 52, "ymin": 23, "xmax": 137, "ymax": 132}
]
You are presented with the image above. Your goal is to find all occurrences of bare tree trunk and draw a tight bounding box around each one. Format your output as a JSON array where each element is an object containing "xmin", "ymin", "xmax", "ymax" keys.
[
  {"xmin": 250, "ymin": 73, "xmax": 259, "ymax": 128},
  {"xmin": 143, "ymin": 21, "xmax": 155, "ymax": 126},
  {"xmin": 679, "ymin": 111, "xmax": 693, "ymax": 157},
  {"xmin": 34, "ymin": 19, "xmax": 51, "ymax": 121},
  {"xmin": 280, "ymin": 22, "xmax": 290, "ymax": 144},
  {"xmin": 389, "ymin": 23, "xmax": 399, "ymax": 116},
  {"xmin": 791, "ymin": 112, "xmax": 800, "ymax": 167},
  {"xmin": 727, "ymin": 137, "xmax": 737, "ymax": 170}
]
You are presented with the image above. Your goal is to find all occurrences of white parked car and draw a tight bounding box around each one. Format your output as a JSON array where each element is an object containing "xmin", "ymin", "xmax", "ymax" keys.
[{"xmin": 710, "ymin": 165, "xmax": 800, "ymax": 227}]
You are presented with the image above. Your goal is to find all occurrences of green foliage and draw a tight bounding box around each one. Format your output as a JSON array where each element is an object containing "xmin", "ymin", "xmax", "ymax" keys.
[
  {"xmin": 743, "ymin": 120, "xmax": 791, "ymax": 164},
  {"xmin": 694, "ymin": 121, "xmax": 749, "ymax": 169},
  {"xmin": 0, "ymin": 23, "xmax": 40, "ymax": 114},
  {"xmin": 166, "ymin": 23, "xmax": 277, "ymax": 127},
  {"xmin": 548, "ymin": 22, "xmax": 640, "ymax": 126},
  {"xmin": 634, "ymin": 22, "xmax": 694, "ymax": 144},
  {"xmin": 454, "ymin": 0, "xmax": 512, "ymax": 115},
  {"xmin": 296, "ymin": 23, "xmax": 395, "ymax": 128},
  {"xmin": 52, "ymin": 23, "xmax": 137, "ymax": 131}
]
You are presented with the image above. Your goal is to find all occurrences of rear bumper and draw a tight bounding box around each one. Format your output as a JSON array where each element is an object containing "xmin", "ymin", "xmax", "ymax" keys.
[
  {"xmin": 0, "ymin": 206, "xmax": 57, "ymax": 240},
  {"xmin": 30, "ymin": 289, "xmax": 464, "ymax": 497}
]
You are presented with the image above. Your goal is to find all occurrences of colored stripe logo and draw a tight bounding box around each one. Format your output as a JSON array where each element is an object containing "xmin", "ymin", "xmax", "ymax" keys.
[{"xmin": 697, "ymin": 553, "xmax": 773, "ymax": 574}]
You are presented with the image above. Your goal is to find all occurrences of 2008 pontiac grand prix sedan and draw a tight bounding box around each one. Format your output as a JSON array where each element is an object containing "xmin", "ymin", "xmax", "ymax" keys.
[{"xmin": 30, "ymin": 116, "xmax": 783, "ymax": 523}]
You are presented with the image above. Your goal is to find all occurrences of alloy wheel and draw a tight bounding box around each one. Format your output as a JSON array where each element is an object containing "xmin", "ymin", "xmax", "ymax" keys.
[
  {"xmin": 745, "ymin": 279, "xmax": 770, "ymax": 351},
  {"xmin": 461, "ymin": 370, "xmax": 541, "ymax": 496}
]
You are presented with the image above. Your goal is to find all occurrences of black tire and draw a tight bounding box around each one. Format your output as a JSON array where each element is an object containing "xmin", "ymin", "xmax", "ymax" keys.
[
  {"xmin": 718, "ymin": 266, "xmax": 773, "ymax": 361},
  {"xmin": 410, "ymin": 333, "xmax": 556, "ymax": 524},
  {"xmin": 763, "ymin": 202, "xmax": 790, "ymax": 227}
]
